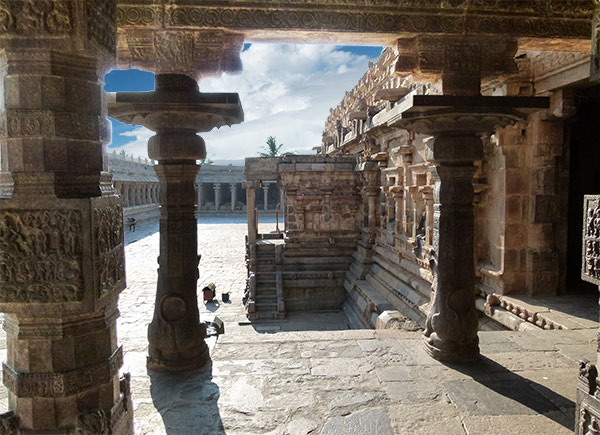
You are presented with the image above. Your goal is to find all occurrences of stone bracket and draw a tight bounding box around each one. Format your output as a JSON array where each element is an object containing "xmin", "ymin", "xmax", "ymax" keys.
[{"xmin": 2, "ymin": 346, "xmax": 123, "ymax": 398}]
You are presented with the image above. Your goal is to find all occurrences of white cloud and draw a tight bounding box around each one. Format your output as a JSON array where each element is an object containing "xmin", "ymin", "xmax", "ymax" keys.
[{"xmin": 111, "ymin": 43, "xmax": 377, "ymax": 161}]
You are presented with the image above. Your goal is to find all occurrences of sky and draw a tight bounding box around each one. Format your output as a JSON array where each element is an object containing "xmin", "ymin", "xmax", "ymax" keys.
[{"xmin": 105, "ymin": 44, "xmax": 382, "ymax": 165}]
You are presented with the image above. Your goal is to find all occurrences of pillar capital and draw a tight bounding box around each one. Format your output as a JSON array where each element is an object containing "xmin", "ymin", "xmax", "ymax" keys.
[
  {"xmin": 395, "ymin": 35, "xmax": 518, "ymax": 96},
  {"xmin": 117, "ymin": 28, "xmax": 243, "ymax": 80}
]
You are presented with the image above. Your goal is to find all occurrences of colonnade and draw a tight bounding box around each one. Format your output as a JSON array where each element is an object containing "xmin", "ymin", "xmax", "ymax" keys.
[
  {"xmin": 114, "ymin": 182, "xmax": 160, "ymax": 207},
  {"xmin": 195, "ymin": 182, "xmax": 280, "ymax": 211}
]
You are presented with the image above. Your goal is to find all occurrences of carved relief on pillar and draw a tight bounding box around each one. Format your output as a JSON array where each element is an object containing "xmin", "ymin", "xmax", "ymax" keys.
[
  {"xmin": 92, "ymin": 198, "xmax": 126, "ymax": 298},
  {"xmin": 0, "ymin": 207, "xmax": 83, "ymax": 304}
]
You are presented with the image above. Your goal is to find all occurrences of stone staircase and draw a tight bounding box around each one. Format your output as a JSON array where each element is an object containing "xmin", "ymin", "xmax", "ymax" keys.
[{"xmin": 246, "ymin": 239, "xmax": 286, "ymax": 320}]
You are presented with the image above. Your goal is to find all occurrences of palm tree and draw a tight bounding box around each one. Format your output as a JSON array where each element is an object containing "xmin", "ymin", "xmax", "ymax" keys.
[{"xmin": 259, "ymin": 136, "xmax": 293, "ymax": 157}]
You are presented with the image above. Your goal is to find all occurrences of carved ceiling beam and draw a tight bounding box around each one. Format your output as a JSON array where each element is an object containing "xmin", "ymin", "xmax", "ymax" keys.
[{"xmin": 116, "ymin": 0, "xmax": 594, "ymax": 52}]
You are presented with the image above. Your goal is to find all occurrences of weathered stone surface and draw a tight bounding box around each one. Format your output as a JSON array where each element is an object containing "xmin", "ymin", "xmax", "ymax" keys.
[
  {"xmin": 445, "ymin": 379, "xmax": 559, "ymax": 416},
  {"xmin": 320, "ymin": 408, "xmax": 393, "ymax": 435}
]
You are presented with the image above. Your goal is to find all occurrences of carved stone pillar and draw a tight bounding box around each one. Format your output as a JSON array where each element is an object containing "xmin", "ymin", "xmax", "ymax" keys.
[
  {"xmin": 0, "ymin": 1, "xmax": 133, "ymax": 433},
  {"xmin": 197, "ymin": 182, "xmax": 203, "ymax": 209},
  {"xmin": 244, "ymin": 181, "xmax": 258, "ymax": 244},
  {"xmin": 230, "ymin": 183, "xmax": 237, "ymax": 211},
  {"xmin": 263, "ymin": 183, "xmax": 270, "ymax": 211},
  {"xmin": 122, "ymin": 183, "xmax": 130, "ymax": 207},
  {"xmin": 214, "ymin": 183, "xmax": 222, "ymax": 211},
  {"xmin": 394, "ymin": 35, "xmax": 547, "ymax": 363},
  {"xmin": 425, "ymin": 135, "xmax": 482, "ymax": 362},
  {"xmin": 391, "ymin": 187, "xmax": 404, "ymax": 234},
  {"xmin": 422, "ymin": 185, "xmax": 434, "ymax": 246},
  {"xmin": 109, "ymin": 74, "xmax": 243, "ymax": 372}
]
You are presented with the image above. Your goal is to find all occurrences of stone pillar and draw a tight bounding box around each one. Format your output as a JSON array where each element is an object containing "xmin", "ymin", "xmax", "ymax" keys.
[
  {"xmin": 214, "ymin": 183, "xmax": 222, "ymax": 211},
  {"xmin": 0, "ymin": 2, "xmax": 132, "ymax": 433},
  {"xmin": 423, "ymin": 135, "xmax": 482, "ymax": 362},
  {"xmin": 263, "ymin": 183, "xmax": 270, "ymax": 211},
  {"xmin": 122, "ymin": 183, "xmax": 130, "ymax": 207},
  {"xmin": 197, "ymin": 182, "xmax": 204, "ymax": 209},
  {"xmin": 109, "ymin": 74, "xmax": 243, "ymax": 372},
  {"xmin": 280, "ymin": 186, "xmax": 285, "ymax": 211},
  {"xmin": 422, "ymin": 186, "xmax": 434, "ymax": 246},
  {"xmin": 391, "ymin": 187, "xmax": 404, "ymax": 234},
  {"xmin": 394, "ymin": 35, "xmax": 545, "ymax": 363},
  {"xmin": 230, "ymin": 183, "xmax": 237, "ymax": 211},
  {"xmin": 245, "ymin": 181, "xmax": 258, "ymax": 243}
]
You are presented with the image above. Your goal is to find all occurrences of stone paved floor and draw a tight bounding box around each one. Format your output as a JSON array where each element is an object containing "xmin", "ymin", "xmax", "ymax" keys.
[{"xmin": 0, "ymin": 217, "xmax": 598, "ymax": 434}]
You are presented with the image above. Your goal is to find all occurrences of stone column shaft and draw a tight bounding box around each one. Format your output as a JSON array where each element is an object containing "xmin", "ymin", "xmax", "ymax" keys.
[
  {"xmin": 230, "ymin": 183, "xmax": 237, "ymax": 211},
  {"xmin": 197, "ymin": 183, "xmax": 203, "ymax": 209},
  {"xmin": 214, "ymin": 183, "xmax": 222, "ymax": 210},
  {"xmin": 245, "ymin": 183, "xmax": 258, "ymax": 243},
  {"xmin": 263, "ymin": 184, "xmax": 269, "ymax": 211},
  {"xmin": 423, "ymin": 135, "xmax": 482, "ymax": 363}
]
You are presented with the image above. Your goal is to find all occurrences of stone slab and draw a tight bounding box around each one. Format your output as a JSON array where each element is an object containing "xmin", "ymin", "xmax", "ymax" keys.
[{"xmin": 444, "ymin": 379, "xmax": 559, "ymax": 416}]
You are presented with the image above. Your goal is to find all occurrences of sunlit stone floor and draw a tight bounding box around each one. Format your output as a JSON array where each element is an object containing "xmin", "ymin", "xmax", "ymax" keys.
[{"xmin": 0, "ymin": 217, "xmax": 597, "ymax": 434}]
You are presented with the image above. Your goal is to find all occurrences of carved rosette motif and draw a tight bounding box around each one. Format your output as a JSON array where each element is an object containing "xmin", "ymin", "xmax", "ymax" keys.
[
  {"xmin": 0, "ymin": 209, "xmax": 83, "ymax": 303},
  {"xmin": 92, "ymin": 199, "xmax": 125, "ymax": 298},
  {"xmin": 582, "ymin": 195, "xmax": 600, "ymax": 285}
]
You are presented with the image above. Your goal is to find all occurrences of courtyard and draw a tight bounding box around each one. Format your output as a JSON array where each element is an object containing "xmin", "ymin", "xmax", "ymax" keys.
[{"xmin": 72, "ymin": 217, "xmax": 597, "ymax": 434}]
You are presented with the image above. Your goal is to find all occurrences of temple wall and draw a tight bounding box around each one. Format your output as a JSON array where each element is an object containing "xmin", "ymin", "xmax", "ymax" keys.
[{"xmin": 322, "ymin": 47, "xmax": 585, "ymax": 331}]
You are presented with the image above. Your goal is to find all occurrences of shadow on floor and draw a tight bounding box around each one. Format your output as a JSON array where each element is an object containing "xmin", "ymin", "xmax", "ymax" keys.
[
  {"xmin": 446, "ymin": 356, "xmax": 575, "ymax": 430},
  {"xmin": 149, "ymin": 362, "xmax": 225, "ymax": 435}
]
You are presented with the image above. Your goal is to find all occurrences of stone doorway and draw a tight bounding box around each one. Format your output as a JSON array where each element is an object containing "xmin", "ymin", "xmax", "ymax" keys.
[{"xmin": 566, "ymin": 90, "xmax": 600, "ymax": 295}]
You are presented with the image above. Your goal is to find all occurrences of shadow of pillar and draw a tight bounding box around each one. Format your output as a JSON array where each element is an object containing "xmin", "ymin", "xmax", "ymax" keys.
[{"xmin": 149, "ymin": 362, "xmax": 225, "ymax": 435}]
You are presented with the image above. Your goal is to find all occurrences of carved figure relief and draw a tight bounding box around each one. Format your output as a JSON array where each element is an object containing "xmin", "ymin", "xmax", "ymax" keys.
[
  {"xmin": 0, "ymin": 209, "xmax": 83, "ymax": 302},
  {"xmin": 583, "ymin": 195, "xmax": 600, "ymax": 285},
  {"xmin": 93, "ymin": 204, "xmax": 125, "ymax": 297}
]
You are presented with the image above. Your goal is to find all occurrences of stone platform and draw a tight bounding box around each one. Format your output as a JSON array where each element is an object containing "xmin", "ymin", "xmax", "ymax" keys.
[{"xmin": 0, "ymin": 217, "xmax": 596, "ymax": 434}]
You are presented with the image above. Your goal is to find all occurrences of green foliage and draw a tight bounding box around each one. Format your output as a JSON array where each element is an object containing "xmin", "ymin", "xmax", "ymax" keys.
[{"xmin": 259, "ymin": 136, "xmax": 294, "ymax": 157}]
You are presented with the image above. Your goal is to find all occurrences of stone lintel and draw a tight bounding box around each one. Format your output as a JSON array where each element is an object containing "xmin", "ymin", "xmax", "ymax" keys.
[{"xmin": 116, "ymin": 1, "xmax": 593, "ymax": 51}]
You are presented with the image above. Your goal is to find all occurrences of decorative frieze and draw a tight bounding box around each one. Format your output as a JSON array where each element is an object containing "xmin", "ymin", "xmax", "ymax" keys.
[
  {"xmin": 0, "ymin": 0, "xmax": 73, "ymax": 35},
  {"xmin": 2, "ymin": 346, "xmax": 122, "ymax": 398}
]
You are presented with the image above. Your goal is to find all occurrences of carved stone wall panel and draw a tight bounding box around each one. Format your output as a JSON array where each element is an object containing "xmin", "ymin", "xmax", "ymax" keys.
[
  {"xmin": 531, "ymin": 194, "xmax": 560, "ymax": 223},
  {"xmin": 583, "ymin": 195, "xmax": 600, "ymax": 285}
]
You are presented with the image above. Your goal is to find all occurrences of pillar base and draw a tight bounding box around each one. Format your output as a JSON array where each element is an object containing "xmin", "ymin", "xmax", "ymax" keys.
[
  {"xmin": 423, "ymin": 333, "xmax": 480, "ymax": 363},
  {"xmin": 147, "ymin": 345, "xmax": 210, "ymax": 372}
]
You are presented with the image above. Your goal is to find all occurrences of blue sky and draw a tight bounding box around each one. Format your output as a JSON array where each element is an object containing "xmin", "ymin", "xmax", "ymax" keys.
[{"xmin": 105, "ymin": 44, "xmax": 382, "ymax": 163}]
